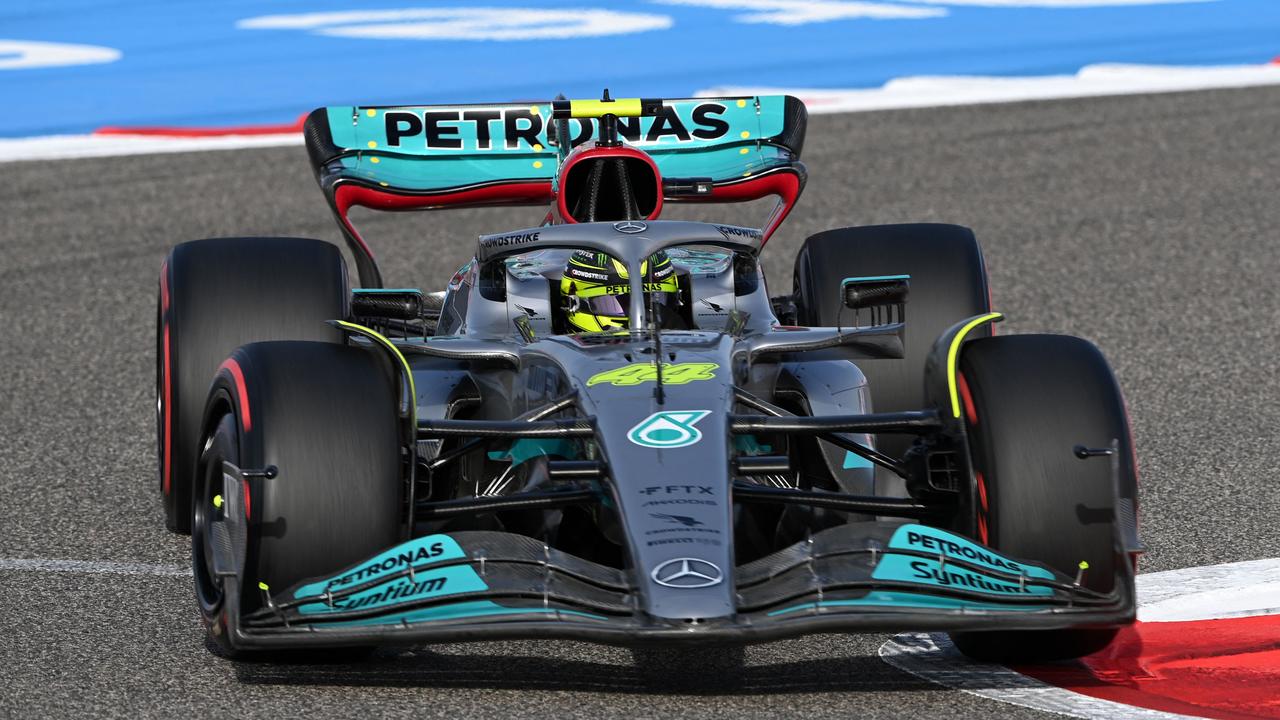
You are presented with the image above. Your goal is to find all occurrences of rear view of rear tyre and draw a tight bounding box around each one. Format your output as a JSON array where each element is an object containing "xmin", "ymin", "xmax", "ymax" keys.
[
  {"xmin": 157, "ymin": 237, "xmax": 348, "ymax": 533},
  {"xmin": 793, "ymin": 224, "xmax": 990, "ymax": 460},
  {"xmin": 194, "ymin": 341, "xmax": 402, "ymax": 656},
  {"xmin": 948, "ymin": 335, "xmax": 1137, "ymax": 663}
]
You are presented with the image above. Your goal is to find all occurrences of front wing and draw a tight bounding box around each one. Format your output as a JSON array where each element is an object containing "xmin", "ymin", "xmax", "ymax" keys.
[{"xmin": 213, "ymin": 474, "xmax": 1133, "ymax": 649}]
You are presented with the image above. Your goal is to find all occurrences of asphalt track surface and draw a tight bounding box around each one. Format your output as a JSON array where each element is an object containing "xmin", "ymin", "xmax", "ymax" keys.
[{"xmin": 3, "ymin": 85, "xmax": 1280, "ymax": 719}]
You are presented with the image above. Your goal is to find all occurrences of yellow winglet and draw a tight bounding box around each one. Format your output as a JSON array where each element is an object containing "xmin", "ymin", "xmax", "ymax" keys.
[
  {"xmin": 334, "ymin": 320, "xmax": 417, "ymax": 426},
  {"xmin": 946, "ymin": 312, "xmax": 1003, "ymax": 419}
]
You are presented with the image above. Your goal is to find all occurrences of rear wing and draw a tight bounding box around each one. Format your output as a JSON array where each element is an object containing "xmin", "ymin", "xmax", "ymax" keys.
[{"xmin": 303, "ymin": 96, "xmax": 807, "ymax": 287}]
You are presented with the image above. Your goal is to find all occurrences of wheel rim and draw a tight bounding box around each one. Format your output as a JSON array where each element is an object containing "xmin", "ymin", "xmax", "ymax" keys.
[{"xmin": 192, "ymin": 434, "xmax": 228, "ymax": 616}]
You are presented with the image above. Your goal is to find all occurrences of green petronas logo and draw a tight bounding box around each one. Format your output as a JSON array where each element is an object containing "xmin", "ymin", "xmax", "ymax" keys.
[
  {"xmin": 628, "ymin": 410, "xmax": 712, "ymax": 449},
  {"xmin": 588, "ymin": 362, "xmax": 718, "ymax": 387}
]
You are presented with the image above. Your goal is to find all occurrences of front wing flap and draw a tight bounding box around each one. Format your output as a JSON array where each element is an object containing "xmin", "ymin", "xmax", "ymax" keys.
[{"xmin": 219, "ymin": 515, "xmax": 1133, "ymax": 649}]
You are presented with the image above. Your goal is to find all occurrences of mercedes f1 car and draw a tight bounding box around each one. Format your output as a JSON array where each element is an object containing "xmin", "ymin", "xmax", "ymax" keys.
[{"xmin": 156, "ymin": 93, "xmax": 1141, "ymax": 662}]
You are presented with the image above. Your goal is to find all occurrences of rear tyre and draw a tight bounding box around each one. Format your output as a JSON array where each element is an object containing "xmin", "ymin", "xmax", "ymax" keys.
[
  {"xmin": 157, "ymin": 237, "xmax": 348, "ymax": 533},
  {"xmin": 194, "ymin": 341, "xmax": 401, "ymax": 656},
  {"xmin": 793, "ymin": 224, "xmax": 990, "ymax": 460},
  {"xmin": 948, "ymin": 335, "xmax": 1137, "ymax": 663}
]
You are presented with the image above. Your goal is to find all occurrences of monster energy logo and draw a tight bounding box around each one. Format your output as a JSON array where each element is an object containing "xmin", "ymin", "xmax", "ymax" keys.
[
  {"xmin": 628, "ymin": 410, "xmax": 712, "ymax": 449},
  {"xmin": 587, "ymin": 362, "xmax": 718, "ymax": 387}
]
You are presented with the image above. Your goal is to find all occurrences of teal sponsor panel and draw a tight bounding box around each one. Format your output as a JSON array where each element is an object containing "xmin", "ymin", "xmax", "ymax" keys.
[
  {"xmin": 297, "ymin": 564, "xmax": 489, "ymax": 615},
  {"xmin": 872, "ymin": 555, "xmax": 1054, "ymax": 598},
  {"xmin": 293, "ymin": 534, "xmax": 466, "ymax": 599},
  {"xmin": 321, "ymin": 96, "xmax": 796, "ymax": 195},
  {"xmin": 886, "ymin": 524, "xmax": 1055, "ymax": 579},
  {"xmin": 330, "ymin": 97, "xmax": 786, "ymax": 154},
  {"xmin": 870, "ymin": 524, "xmax": 1056, "ymax": 598}
]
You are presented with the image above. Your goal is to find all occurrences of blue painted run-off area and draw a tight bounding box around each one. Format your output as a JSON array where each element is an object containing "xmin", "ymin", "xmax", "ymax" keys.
[{"xmin": 1, "ymin": 0, "xmax": 1277, "ymax": 137}]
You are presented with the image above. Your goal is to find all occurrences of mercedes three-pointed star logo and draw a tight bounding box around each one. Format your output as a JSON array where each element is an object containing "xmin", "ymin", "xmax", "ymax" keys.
[
  {"xmin": 613, "ymin": 221, "xmax": 648, "ymax": 234},
  {"xmin": 651, "ymin": 557, "xmax": 723, "ymax": 589}
]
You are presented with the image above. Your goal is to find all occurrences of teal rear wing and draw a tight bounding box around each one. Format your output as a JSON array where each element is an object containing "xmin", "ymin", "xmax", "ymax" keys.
[{"xmin": 303, "ymin": 95, "xmax": 807, "ymax": 287}]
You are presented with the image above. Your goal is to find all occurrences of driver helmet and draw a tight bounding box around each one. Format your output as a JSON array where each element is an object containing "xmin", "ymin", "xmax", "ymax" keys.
[{"xmin": 560, "ymin": 250, "xmax": 680, "ymax": 332}]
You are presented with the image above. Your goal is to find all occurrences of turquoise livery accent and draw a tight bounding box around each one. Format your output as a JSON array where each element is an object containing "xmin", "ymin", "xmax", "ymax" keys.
[
  {"xmin": 841, "ymin": 274, "xmax": 911, "ymax": 284},
  {"xmin": 297, "ymin": 564, "xmax": 489, "ymax": 615},
  {"xmin": 288, "ymin": 533, "xmax": 610, "ymax": 623},
  {"xmin": 332, "ymin": 98, "xmax": 784, "ymax": 155},
  {"xmin": 487, "ymin": 438, "xmax": 578, "ymax": 466},
  {"xmin": 842, "ymin": 451, "xmax": 873, "ymax": 469},
  {"xmin": 320, "ymin": 96, "xmax": 796, "ymax": 197},
  {"xmin": 733, "ymin": 435, "xmax": 773, "ymax": 455},
  {"xmin": 887, "ymin": 524, "xmax": 1053, "ymax": 578},
  {"xmin": 767, "ymin": 591, "xmax": 1050, "ymax": 617},
  {"xmin": 872, "ymin": 555, "xmax": 1054, "ymax": 597},
  {"xmin": 870, "ymin": 524, "xmax": 1056, "ymax": 597},
  {"xmin": 312, "ymin": 600, "xmax": 609, "ymax": 627},
  {"xmin": 293, "ymin": 534, "xmax": 466, "ymax": 600},
  {"xmin": 627, "ymin": 410, "xmax": 712, "ymax": 449}
]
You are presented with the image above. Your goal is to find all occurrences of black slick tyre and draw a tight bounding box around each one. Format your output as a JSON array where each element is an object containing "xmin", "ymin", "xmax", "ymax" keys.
[
  {"xmin": 948, "ymin": 334, "xmax": 1137, "ymax": 663},
  {"xmin": 793, "ymin": 224, "xmax": 990, "ymax": 460},
  {"xmin": 193, "ymin": 341, "xmax": 401, "ymax": 656},
  {"xmin": 157, "ymin": 237, "xmax": 348, "ymax": 533}
]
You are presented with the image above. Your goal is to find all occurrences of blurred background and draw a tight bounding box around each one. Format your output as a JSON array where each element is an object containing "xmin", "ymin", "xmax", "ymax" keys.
[{"xmin": 2, "ymin": 0, "xmax": 1278, "ymax": 138}]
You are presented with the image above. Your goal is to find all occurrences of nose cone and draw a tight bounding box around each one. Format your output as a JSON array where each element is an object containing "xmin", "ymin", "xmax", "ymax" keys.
[{"xmin": 584, "ymin": 378, "xmax": 736, "ymax": 621}]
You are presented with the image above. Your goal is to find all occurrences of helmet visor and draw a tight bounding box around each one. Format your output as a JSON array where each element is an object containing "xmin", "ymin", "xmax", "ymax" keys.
[
  {"xmin": 582, "ymin": 294, "xmax": 627, "ymax": 316},
  {"xmin": 584, "ymin": 292, "xmax": 680, "ymax": 316}
]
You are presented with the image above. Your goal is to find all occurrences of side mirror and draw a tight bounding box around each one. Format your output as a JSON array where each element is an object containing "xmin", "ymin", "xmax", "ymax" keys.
[
  {"xmin": 841, "ymin": 275, "xmax": 909, "ymax": 326},
  {"xmin": 351, "ymin": 288, "xmax": 426, "ymax": 320}
]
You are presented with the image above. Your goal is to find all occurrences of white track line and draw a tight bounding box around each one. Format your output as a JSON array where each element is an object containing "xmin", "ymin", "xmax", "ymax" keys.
[
  {"xmin": 879, "ymin": 558, "xmax": 1280, "ymax": 719},
  {"xmin": 0, "ymin": 557, "xmax": 191, "ymax": 576},
  {"xmin": 1137, "ymin": 557, "xmax": 1280, "ymax": 621},
  {"xmin": 0, "ymin": 132, "xmax": 302, "ymax": 163}
]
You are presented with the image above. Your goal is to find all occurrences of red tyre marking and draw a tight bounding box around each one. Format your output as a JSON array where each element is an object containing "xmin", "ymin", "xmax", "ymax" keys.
[
  {"xmin": 162, "ymin": 324, "xmax": 172, "ymax": 495},
  {"xmin": 957, "ymin": 370, "xmax": 978, "ymax": 426},
  {"xmin": 242, "ymin": 479, "xmax": 252, "ymax": 521},
  {"xmin": 160, "ymin": 260, "xmax": 169, "ymax": 311},
  {"xmin": 218, "ymin": 358, "xmax": 252, "ymax": 432},
  {"xmin": 1015, "ymin": 616, "xmax": 1280, "ymax": 719},
  {"xmin": 959, "ymin": 370, "xmax": 989, "ymax": 544}
]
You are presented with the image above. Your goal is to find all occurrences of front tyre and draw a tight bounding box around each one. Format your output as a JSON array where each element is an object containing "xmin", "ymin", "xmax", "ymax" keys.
[
  {"xmin": 194, "ymin": 341, "xmax": 402, "ymax": 656},
  {"xmin": 948, "ymin": 335, "xmax": 1137, "ymax": 663}
]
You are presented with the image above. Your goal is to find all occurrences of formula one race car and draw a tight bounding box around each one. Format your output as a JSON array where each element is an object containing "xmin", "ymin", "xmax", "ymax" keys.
[{"xmin": 155, "ymin": 93, "xmax": 1141, "ymax": 662}]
